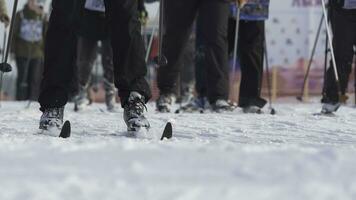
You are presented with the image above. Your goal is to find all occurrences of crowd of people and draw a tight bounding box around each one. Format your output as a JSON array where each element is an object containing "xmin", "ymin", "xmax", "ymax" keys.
[{"xmin": 0, "ymin": 0, "xmax": 355, "ymax": 132}]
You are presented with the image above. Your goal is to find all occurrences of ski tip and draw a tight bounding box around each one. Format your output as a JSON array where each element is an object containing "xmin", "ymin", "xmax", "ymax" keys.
[
  {"xmin": 59, "ymin": 120, "xmax": 71, "ymax": 138},
  {"xmin": 161, "ymin": 122, "xmax": 173, "ymax": 141}
]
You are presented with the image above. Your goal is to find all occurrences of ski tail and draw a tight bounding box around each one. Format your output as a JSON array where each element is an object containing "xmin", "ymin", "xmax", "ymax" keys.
[{"xmin": 59, "ymin": 120, "xmax": 71, "ymax": 138}]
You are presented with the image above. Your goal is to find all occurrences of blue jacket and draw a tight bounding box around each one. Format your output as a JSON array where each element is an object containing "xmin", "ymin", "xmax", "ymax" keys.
[{"xmin": 230, "ymin": 0, "xmax": 270, "ymax": 21}]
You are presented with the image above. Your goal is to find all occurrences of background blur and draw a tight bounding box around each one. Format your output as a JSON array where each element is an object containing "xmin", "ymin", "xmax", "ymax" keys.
[{"xmin": 1, "ymin": 0, "xmax": 355, "ymax": 102}]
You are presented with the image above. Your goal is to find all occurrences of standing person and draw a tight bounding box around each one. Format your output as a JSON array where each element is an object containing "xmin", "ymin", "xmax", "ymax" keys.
[
  {"xmin": 321, "ymin": 0, "xmax": 356, "ymax": 114},
  {"xmin": 0, "ymin": 0, "xmax": 9, "ymax": 27},
  {"xmin": 229, "ymin": 0, "xmax": 269, "ymax": 113},
  {"xmin": 11, "ymin": 0, "xmax": 47, "ymax": 101},
  {"xmin": 74, "ymin": 0, "xmax": 149, "ymax": 112},
  {"xmin": 156, "ymin": 0, "xmax": 233, "ymax": 113},
  {"xmin": 38, "ymin": 0, "xmax": 151, "ymax": 132},
  {"xmin": 74, "ymin": 0, "xmax": 116, "ymax": 112}
]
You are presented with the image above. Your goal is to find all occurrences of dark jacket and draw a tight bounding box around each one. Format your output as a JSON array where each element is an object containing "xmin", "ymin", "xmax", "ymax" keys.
[{"xmin": 77, "ymin": 0, "xmax": 109, "ymax": 41}]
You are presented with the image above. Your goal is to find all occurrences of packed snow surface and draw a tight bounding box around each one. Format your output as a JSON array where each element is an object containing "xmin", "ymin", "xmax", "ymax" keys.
[{"xmin": 0, "ymin": 101, "xmax": 356, "ymax": 200}]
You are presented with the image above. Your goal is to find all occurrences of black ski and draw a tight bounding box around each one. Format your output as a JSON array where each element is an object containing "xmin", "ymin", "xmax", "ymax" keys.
[
  {"xmin": 160, "ymin": 122, "xmax": 173, "ymax": 140},
  {"xmin": 59, "ymin": 120, "xmax": 71, "ymax": 138}
]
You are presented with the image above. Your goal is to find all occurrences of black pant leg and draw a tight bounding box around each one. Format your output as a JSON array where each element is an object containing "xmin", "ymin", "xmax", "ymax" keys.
[
  {"xmin": 237, "ymin": 20, "xmax": 265, "ymax": 107},
  {"xmin": 38, "ymin": 0, "xmax": 80, "ymax": 110},
  {"xmin": 77, "ymin": 37, "xmax": 98, "ymax": 87},
  {"xmin": 28, "ymin": 58, "xmax": 43, "ymax": 101},
  {"xmin": 104, "ymin": 0, "xmax": 151, "ymax": 105},
  {"xmin": 157, "ymin": 0, "xmax": 198, "ymax": 94},
  {"xmin": 323, "ymin": 7, "xmax": 356, "ymax": 103},
  {"xmin": 101, "ymin": 39, "xmax": 115, "ymax": 85},
  {"xmin": 15, "ymin": 57, "xmax": 29, "ymax": 100},
  {"xmin": 195, "ymin": 14, "xmax": 208, "ymax": 97},
  {"xmin": 198, "ymin": 0, "xmax": 230, "ymax": 103}
]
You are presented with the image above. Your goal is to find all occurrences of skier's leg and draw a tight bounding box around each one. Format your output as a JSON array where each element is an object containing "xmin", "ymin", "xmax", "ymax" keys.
[
  {"xmin": 104, "ymin": 0, "xmax": 151, "ymax": 106},
  {"xmin": 38, "ymin": 0, "xmax": 80, "ymax": 110},
  {"xmin": 15, "ymin": 57, "xmax": 27, "ymax": 100},
  {"xmin": 101, "ymin": 39, "xmax": 116, "ymax": 110},
  {"xmin": 238, "ymin": 20, "xmax": 267, "ymax": 110},
  {"xmin": 195, "ymin": 14, "xmax": 208, "ymax": 98},
  {"xmin": 38, "ymin": 0, "xmax": 81, "ymax": 130},
  {"xmin": 157, "ymin": 0, "xmax": 197, "ymax": 95},
  {"xmin": 198, "ymin": 0, "xmax": 230, "ymax": 110},
  {"xmin": 28, "ymin": 58, "xmax": 43, "ymax": 101},
  {"xmin": 104, "ymin": 0, "xmax": 152, "ymax": 130},
  {"xmin": 323, "ymin": 7, "xmax": 355, "ymax": 104},
  {"xmin": 156, "ymin": 0, "xmax": 198, "ymax": 112},
  {"xmin": 74, "ymin": 36, "xmax": 98, "ymax": 110},
  {"xmin": 77, "ymin": 37, "xmax": 98, "ymax": 88}
]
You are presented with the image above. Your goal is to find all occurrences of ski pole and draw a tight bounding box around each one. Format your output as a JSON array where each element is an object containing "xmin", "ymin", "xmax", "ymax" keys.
[
  {"xmin": 297, "ymin": 14, "xmax": 324, "ymax": 102},
  {"xmin": 0, "ymin": 0, "xmax": 19, "ymax": 73},
  {"xmin": 145, "ymin": 7, "xmax": 159, "ymax": 63},
  {"xmin": 0, "ymin": 25, "xmax": 7, "ymax": 107},
  {"xmin": 232, "ymin": 2, "xmax": 241, "ymax": 74},
  {"xmin": 153, "ymin": 0, "xmax": 168, "ymax": 66},
  {"xmin": 0, "ymin": 0, "xmax": 19, "ymax": 107},
  {"xmin": 321, "ymin": 0, "xmax": 342, "ymax": 97}
]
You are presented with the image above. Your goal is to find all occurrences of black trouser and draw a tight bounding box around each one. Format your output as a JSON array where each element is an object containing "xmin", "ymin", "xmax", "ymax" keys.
[
  {"xmin": 230, "ymin": 19, "xmax": 266, "ymax": 108},
  {"xmin": 322, "ymin": 7, "xmax": 356, "ymax": 103},
  {"xmin": 77, "ymin": 37, "xmax": 114, "ymax": 91},
  {"xmin": 157, "ymin": 0, "xmax": 230, "ymax": 104},
  {"xmin": 16, "ymin": 57, "xmax": 43, "ymax": 101},
  {"xmin": 38, "ymin": 0, "xmax": 151, "ymax": 110}
]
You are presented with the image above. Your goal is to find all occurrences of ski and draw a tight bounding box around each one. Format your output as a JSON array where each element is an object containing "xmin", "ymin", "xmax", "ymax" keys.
[
  {"xmin": 59, "ymin": 120, "xmax": 71, "ymax": 138},
  {"xmin": 38, "ymin": 120, "xmax": 71, "ymax": 138},
  {"xmin": 313, "ymin": 112, "xmax": 336, "ymax": 117},
  {"xmin": 160, "ymin": 122, "xmax": 173, "ymax": 140}
]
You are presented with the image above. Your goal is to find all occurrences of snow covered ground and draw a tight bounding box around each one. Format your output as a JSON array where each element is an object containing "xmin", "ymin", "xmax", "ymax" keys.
[{"xmin": 0, "ymin": 101, "xmax": 356, "ymax": 200}]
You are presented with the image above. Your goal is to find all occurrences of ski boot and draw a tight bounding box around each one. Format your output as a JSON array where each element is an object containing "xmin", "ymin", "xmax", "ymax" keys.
[
  {"xmin": 321, "ymin": 102, "xmax": 341, "ymax": 114},
  {"xmin": 74, "ymin": 86, "xmax": 90, "ymax": 111},
  {"xmin": 123, "ymin": 92, "xmax": 150, "ymax": 132},
  {"xmin": 39, "ymin": 107, "xmax": 64, "ymax": 131},
  {"xmin": 156, "ymin": 93, "xmax": 176, "ymax": 113},
  {"xmin": 211, "ymin": 99, "xmax": 236, "ymax": 113},
  {"xmin": 241, "ymin": 98, "xmax": 267, "ymax": 114},
  {"xmin": 176, "ymin": 96, "xmax": 210, "ymax": 113}
]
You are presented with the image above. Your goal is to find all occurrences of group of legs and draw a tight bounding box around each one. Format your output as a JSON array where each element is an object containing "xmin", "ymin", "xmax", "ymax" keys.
[
  {"xmin": 156, "ymin": 0, "xmax": 267, "ymax": 114},
  {"xmin": 39, "ymin": 0, "xmax": 151, "ymax": 131},
  {"xmin": 38, "ymin": 0, "xmax": 270, "ymax": 132}
]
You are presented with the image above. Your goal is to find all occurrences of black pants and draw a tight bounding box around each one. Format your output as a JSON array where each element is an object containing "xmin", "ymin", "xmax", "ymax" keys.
[
  {"xmin": 230, "ymin": 19, "xmax": 266, "ymax": 108},
  {"xmin": 322, "ymin": 7, "xmax": 356, "ymax": 103},
  {"xmin": 77, "ymin": 37, "xmax": 114, "ymax": 90},
  {"xmin": 38, "ymin": 0, "xmax": 151, "ymax": 110},
  {"xmin": 16, "ymin": 57, "xmax": 43, "ymax": 101},
  {"xmin": 157, "ymin": 0, "xmax": 229, "ymax": 104}
]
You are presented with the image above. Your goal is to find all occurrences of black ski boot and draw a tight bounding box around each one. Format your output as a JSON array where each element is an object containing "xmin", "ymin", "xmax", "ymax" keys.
[
  {"xmin": 211, "ymin": 99, "xmax": 236, "ymax": 112},
  {"xmin": 123, "ymin": 92, "xmax": 150, "ymax": 132},
  {"xmin": 156, "ymin": 93, "xmax": 176, "ymax": 113},
  {"xmin": 241, "ymin": 98, "xmax": 267, "ymax": 114},
  {"xmin": 39, "ymin": 107, "xmax": 64, "ymax": 130},
  {"xmin": 177, "ymin": 96, "xmax": 210, "ymax": 113},
  {"xmin": 321, "ymin": 102, "xmax": 341, "ymax": 114}
]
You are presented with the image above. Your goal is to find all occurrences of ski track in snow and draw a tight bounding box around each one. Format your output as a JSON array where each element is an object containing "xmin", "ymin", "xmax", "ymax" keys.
[{"xmin": 0, "ymin": 101, "xmax": 356, "ymax": 200}]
